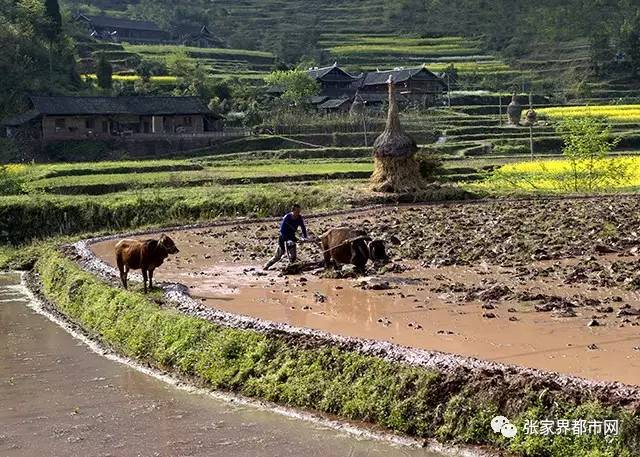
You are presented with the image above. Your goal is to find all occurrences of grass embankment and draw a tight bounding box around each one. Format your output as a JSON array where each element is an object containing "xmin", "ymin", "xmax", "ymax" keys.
[
  {"xmin": 32, "ymin": 248, "xmax": 639, "ymax": 457},
  {"xmin": 0, "ymin": 152, "xmax": 474, "ymax": 244},
  {"xmin": 0, "ymin": 180, "xmax": 472, "ymax": 245},
  {"xmin": 30, "ymin": 161, "xmax": 375, "ymax": 193},
  {"xmin": 6, "ymin": 157, "xmax": 376, "ymax": 196},
  {"xmin": 0, "ymin": 182, "xmax": 356, "ymax": 244}
]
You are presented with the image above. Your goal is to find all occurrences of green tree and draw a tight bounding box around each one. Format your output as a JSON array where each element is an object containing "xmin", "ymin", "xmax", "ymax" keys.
[
  {"xmin": 0, "ymin": 165, "xmax": 28, "ymax": 195},
  {"xmin": 166, "ymin": 48, "xmax": 195, "ymax": 78},
  {"xmin": 43, "ymin": 0, "xmax": 62, "ymax": 40},
  {"xmin": 0, "ymin": 0, "xmax": 80, "ymax": 120},
  {"xmin": 619, "ymin": 9, "xmax": 640, "ymax": 75},
  {"xmin": 590, "ymin": 32, "xmax": 614, "ymax": 76},
  {"xmin": 556, "ymin": 117, "xmax": 625, "ymax": 192},
  {"xmin": 96, "ymin": 54, "xmax": 113, "ymax": 90},
  {"xmin": 265, "ymin": 69, "xmax": 319, "ymax": 106}
]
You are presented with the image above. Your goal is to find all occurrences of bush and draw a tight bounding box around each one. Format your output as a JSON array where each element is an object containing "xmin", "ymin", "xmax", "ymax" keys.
[
  {"xmin": 136, "ymin": 60, "xmax": 168, "ymax": 79},
  {"xmin": 415, "ymin": 150, "xmax": 444, "ymax": 179},
  {"xmin": 557, "ymin": 117, "xmax": 625, "ymax": 192},
  {"xmin": 0, "ymin": 164, "xmax": 29, "ymax": 195},
  {"xmin": 44, "ymin": 140, "xmax": 117, "ymax": 162},
  {"xmin": 96, "ymin": 54, "xmax": 113, "ymax": 90},
  {"xmin": 0, "ymin": 138, "xmax": 21, "ymax": 163}
]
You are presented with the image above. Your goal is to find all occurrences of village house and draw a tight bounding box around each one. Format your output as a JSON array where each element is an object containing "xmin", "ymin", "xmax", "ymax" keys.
[
  {"xmin": 300, "ymin": 63, "xmax": 446, "ymax": 113},
  {"xmin": 76, "ymin": 14, "xmax": 169, "ymax": 44},
  {"xmin": 172, "ymin": 24, "xmax": 223, "ymax": 48},
  {"xmin": 317, "ymin": 98, "xmax": 352, "ymax": 114},
  {"xmin": 358, "ymin": 66, "xmax": 447, "ymax": 107},
  {"xmin": 76, "ymin": 14, "xmax": 221, "ymax": 47},
  {"xmin": 2, "ymin": 96, "xmax": 223, "ymax": 142},
  {"xmin": 307, "ymin": 64, "xmax": 361, "ymax": 98}
]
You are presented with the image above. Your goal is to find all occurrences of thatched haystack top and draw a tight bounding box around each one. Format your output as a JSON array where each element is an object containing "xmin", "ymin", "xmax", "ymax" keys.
[{"xmin": 372, "ymin": 77, "xmax": 417, "ymax": 158}]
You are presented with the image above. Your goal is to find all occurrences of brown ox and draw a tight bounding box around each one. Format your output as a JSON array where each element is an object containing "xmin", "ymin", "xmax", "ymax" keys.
[
  {"xmin": 115, "ymin": 234, "xmax": 179, "ymax": 293},
  {"xmin": 320, "ymin": 227, "xmax": 388, "ymax": 273}
]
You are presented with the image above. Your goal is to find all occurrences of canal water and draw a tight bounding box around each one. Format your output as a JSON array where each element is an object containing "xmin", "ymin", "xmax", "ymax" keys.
[{"xmin": 0, "ymin": 273, "xmax": 452, "ymax": 457}]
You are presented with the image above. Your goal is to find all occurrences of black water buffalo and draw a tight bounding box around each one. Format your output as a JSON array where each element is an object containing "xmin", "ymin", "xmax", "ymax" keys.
[{"xmin": 320, "ymin": 227, "xmax": 388, "ymax": 273}]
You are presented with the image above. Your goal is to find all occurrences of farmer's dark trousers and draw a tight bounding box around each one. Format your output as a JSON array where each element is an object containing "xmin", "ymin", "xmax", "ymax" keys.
[{"xmin": 264, "ymin": 236, "xmax": 296, "ymax": 269}]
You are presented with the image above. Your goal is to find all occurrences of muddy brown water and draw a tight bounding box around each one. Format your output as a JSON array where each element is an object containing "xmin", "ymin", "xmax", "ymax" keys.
[
  {"xmin": 91, "ymin": 214, "xmax": 640, "ymax": 387},
  {"xmin": 0, "ymin": 273, "xmax": 451, "ymax": 457}
]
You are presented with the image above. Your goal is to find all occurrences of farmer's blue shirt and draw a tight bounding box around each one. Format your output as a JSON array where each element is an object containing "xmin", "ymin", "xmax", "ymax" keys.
[{"xmin": 279, "ymin": 212, "xmax": 307, "ymax": 241}]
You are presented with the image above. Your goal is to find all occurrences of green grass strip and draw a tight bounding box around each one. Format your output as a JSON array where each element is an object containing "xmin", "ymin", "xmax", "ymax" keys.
[{"xmin": 33, "ymin": 249, "xmax": 639, "ymax": 457}]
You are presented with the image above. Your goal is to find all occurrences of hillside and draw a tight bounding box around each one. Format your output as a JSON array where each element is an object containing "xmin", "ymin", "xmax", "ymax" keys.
[{"xmin": 73, "ymin": 0, "xmax": 640, "ymax": 95}]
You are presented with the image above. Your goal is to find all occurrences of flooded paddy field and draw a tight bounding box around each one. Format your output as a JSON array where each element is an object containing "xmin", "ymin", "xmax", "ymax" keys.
[
  {"xmin": 91, "ymin": 196, "xmax": 640, "ymax": 386},
  {"xmin": 0, "ymin": 273, "xmax": 451, "ymax": 457}
]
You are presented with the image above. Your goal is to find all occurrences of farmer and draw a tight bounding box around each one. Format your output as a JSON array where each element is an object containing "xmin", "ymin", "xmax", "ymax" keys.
[{"xmin": 264, "ymin": 203, "xmax": 308, "ymax": 270}]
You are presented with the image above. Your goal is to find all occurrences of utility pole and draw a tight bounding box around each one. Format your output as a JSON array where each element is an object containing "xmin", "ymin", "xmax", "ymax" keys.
[
  {"xmin": 529, "ymin": 91, "xmax": 534, "ymax": 160},
  {"xmin": 362, "ymin": 106, "xmax": 368, "ymax": 147},
  {"xmin": 355, "ymin": 92, "xmax": 367, "ymax": 146},
  {"xmin": 498, "ymin": 93, "xmax": 503, "ymax": 128},
  {"xmin": 446, "ymin": 73, "xmax": 451, "ymax": 108}
]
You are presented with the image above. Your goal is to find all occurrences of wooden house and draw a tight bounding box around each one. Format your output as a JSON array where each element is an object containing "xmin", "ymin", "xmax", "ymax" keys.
[
  {"xmin": 76, "ymin": 14, "xmax": 222, "ymax": 48},
  {"xmin": 318, "ymin": 98, "xmax": 352, "ymax": 114},
  {"xmin": 172, "ymin": 24, "xmax": 223, "ymax": 48},
  {"xmin": 305, "ymin": 64, "xmax": 445, "ymax": 111},
  {"xmin": 2, "ymin": 96, "xmax": 223, "ymax": 142},
  {"xmin": 77, "ymin": 14, "xmax": 170, "ymax": 44},
  {"xmin": 307, "ymin": 64, "xmax": 361, "ymax": 98},
  {"xmin": 359, "ymin": 67, "xmax": 447, "ymax": 106},
  {"xmin": 267, "ymin": 64, "xmax": 446, "ymax": 112}
]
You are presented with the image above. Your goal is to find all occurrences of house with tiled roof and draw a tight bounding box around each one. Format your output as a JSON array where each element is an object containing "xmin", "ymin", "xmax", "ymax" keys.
[
  {"xmin": 77, "ymin": 14, "xmax": 170, "ymax": 44},
  {"xmin": 76, "ymin": 14, "xmax": 222, "ymax": 47},
  {"xmin": 301, "ymin": 63, "xmax": 446, "ymax": 112},
  {"xmin": 307, "ymin": 63, "xmax": 362, "ymax": 98},
  {"xmin": 2, "ymin": 96, "xmax": 223, "ymax": 141},
  {"xmin": 358, "ymin": 66, "xmax": 446, "ymax": 107},
  {"xmin": 172, "ymin": 24, "xmax": 223, "ymax": 48}
]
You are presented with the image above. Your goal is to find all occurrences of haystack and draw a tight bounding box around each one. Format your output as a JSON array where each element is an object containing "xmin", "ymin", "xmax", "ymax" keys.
[
  {"xmin": 507, "ymin": 92, "xmax": 523, "ymax": 126},
  {"xmin": 370, "ymin": 76, "xmax": 423, "ymax": 193}
]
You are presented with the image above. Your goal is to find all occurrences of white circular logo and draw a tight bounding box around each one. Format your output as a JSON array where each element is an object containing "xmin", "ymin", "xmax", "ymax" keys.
[
  {"xmin": 491, "ymin": 415, "xmax": 509, "ymax": 433},
  {"xmin": 491, "ymin": 415, "xmax": 518, "ymax": 438},
  {"xmin": 501, "ymin": 422, "xmax": 518, "ymax": 438}
]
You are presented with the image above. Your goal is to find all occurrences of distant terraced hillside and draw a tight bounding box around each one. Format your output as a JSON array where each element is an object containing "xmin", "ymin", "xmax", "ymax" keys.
[
  {"xmin": 218, "ymin": 0, "xmax": 389, "ymax": 35},
  {"xmin": 76, "ymin": 0, "xmax": 639, "ymax": 98},
  {"xmin": 76, "ymin": 41, "xmax": 275, "ymax": 83}
]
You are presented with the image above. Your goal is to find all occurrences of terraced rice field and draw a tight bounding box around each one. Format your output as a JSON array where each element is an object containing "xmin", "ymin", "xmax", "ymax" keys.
[
  {"xmin": 90, "ymin": 196, "xmax": 640, "ymax": 386},
  {"xmin": 25, "ymin": 160, "xmax": 374, "ymax": 195},
  {"xmin": 320, "ymin": 33, "xmax": 520, "ymax": 83},
  {"xmin": 79, "ymin": 42, "xmax": 276, "ymax": 83},
  {"xmin": 219, "ymin": 0, "xmax": 388, "ymax": 35}
]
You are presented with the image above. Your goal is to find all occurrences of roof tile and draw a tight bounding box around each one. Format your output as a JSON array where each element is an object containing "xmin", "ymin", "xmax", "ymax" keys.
[{"xmin": 29, "ymin": 96, "xmax": 215, "ymax": 116}]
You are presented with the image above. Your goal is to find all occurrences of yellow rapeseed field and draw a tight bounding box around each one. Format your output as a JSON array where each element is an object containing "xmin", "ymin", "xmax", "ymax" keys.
[
  {"xmin": 477, "ymin": 156, "xmax": 640, "ymax": 192},
  {"xmin": 81, "ymin": 74, "xmax": 178, "ymax": 83},
  {"xmin": 538, "ymin": 105, "xmax": 640, "ymax": 122},
  {"xmin": 3, "ymin": 164, "xmax": 28, "ymax": 175}
]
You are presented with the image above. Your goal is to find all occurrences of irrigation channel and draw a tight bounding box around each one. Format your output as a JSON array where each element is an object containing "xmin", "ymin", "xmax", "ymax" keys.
[{"xmin": 0, "ymin": 272, "xmax": 455, "ymax": 457}]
